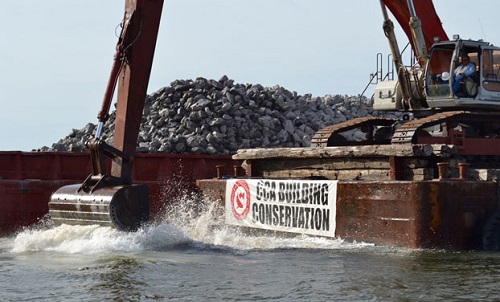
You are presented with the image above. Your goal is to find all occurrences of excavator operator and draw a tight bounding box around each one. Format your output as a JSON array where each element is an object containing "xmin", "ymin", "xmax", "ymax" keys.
[{"xmin": 453, "ymin": 55, "xmax": 476, "ymax": 94}]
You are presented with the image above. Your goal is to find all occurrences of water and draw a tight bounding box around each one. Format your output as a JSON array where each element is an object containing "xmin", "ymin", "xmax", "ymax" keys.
[{"xmin": 1, "ymin": 196, "xmax": 500, "ymax": 302}]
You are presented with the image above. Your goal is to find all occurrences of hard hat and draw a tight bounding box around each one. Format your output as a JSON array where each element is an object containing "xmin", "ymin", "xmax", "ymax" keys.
[{"xmin": 441, "ymin": 72, "xmax": 451, "ymax": 81}]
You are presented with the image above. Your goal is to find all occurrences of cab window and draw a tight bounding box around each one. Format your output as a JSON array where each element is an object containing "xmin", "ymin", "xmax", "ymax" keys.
[
  {"xmin": 482, "ymin": 49, "xmax": 500, "ymax": 92},
  {"xmin": 427, "ymin": 49, "xmax": 453, "ymax": 76},
  {"xmin": 426, "ymin": 48, "xmax": 453, "ymax": 97}
]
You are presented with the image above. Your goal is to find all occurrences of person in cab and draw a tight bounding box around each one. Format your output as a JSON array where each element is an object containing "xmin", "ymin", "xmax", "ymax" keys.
[{"xmin": 453, "ymin": 55, "xmax": 476, "ymax": 94}]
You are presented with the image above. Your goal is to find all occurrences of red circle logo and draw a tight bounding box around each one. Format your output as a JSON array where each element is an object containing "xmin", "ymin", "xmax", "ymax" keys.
[{"xmin": 230, "ymin": 180, "xmax": 251, "ymax": 220}]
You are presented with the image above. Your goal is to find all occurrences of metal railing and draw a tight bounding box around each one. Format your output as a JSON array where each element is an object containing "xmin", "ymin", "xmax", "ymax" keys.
[{"xmin": 360, "ymin": 42, "xmax": 415, "ymax": 99}]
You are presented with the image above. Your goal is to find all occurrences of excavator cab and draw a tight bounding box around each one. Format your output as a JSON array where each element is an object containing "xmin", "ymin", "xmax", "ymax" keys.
[
  {"xmin": 48, "ymin": 0, "xmax": 163, "ymax": 231},
  {"xmin": 374, "ymin": 1, "xmax": 500, "ymax": 113},
  {"xmin": 374, "ymin": 38, "xmax": 500, "ymax": 112},
  {"xmin": 425, "ymin": 38, "xmax": 500, "ymax": 109}
]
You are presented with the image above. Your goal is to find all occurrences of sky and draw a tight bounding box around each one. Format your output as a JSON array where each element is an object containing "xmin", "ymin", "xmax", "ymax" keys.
[{"xmin": 1, "ymin": 0, "xmax": 498, "ymax": 151}]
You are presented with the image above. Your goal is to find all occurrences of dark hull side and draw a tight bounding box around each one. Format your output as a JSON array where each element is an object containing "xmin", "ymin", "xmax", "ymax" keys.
[
  {"xmin": 3, "ymin": 151, "xmax": 500, "ymax": 250},
  {"xmin": 197, "ymin": 178, "xmax": 500, "ymax": 250},
  {"xmin": 0, "ymin": 151, "xmax": 240, "ymax": 235}
]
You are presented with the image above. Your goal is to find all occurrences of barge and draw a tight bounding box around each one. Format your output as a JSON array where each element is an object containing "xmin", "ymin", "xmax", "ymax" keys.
[
  {"xmin": 197, "ymin": 143, "xmax": 500, "ymax": 250},
  {"xmin": 0, "ymin": 151, "xmax": 239, "ymax": 235}
]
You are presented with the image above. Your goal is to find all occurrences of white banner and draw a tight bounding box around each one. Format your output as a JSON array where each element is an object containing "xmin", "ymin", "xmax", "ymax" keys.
[{"xmin": 225, "ymin": 179, "xmax": 337, "ymax": 237}]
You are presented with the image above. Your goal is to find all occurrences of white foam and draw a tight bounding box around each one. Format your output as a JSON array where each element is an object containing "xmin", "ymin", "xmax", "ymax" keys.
[
  {"xmin": 155, "ymin": 196, "xmax": 375, "ymax": 251},
  {"xmin": 14, "ymin": 225, "xmax": 131, "ymax": 254},
  {"xmin": 12, "ymin": 195, "xmax": 376, "ymax": 254},
  {"xmin": 11, "ymin": 222, "xmax": 197, "ymax": 254}
]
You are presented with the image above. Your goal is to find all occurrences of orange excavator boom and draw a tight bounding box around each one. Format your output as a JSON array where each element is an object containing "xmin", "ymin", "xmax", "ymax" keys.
[{"xmin": 381, "ymin": 0, "xmax": 448, "ymax": 54}]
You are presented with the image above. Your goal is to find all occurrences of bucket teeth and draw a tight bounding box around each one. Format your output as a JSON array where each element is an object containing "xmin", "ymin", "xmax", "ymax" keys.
[{"xmin": 48, "ymin": 184, "xmax": 149, "ymax": 231}]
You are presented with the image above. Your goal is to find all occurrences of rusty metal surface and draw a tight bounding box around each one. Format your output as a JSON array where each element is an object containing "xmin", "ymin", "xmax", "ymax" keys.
[
  {"xmin": 196, "ymin": 178, "xmax": 500, "ymax": 250},
  {"xmin": 111, "ymin": 0, "xmax": 163, "ymax": 180},
  {"xmin": 311, "ymin": 111, "xmax": 500, "ymax": 155},
  {"xmin": 391, "ymin": 111, "xmax": 500, "ymax": 145},
  {"xmin": 0, "ymin": 152, "xmax": 238, "ymax": 181},
  {"xmin": 0, "ymin": 152, "xmax": 239, "ymax": 235},
  {"xmin": 0, "ymin": 178, "xmax": 187, "ymax": 235},
  {"xmin": 311, "ymin": 117, "xmax": 396, "ymax": 147},
  {"xmin": 0, "ymin": 179, "xmax": 74, "ymax": 235},
  {"xmin": 335, "ymin": 181, "xmax": 425, "ymax": 248},
  {"xmin": 2, "ymin": 151, "xmax": 499, "ymax": 248},
  {"xmin": 336, "ymin": 180, "xmax": 498, "ymax": 249},
  {"xmin": 196, "ymin": 179, "xmax": 228, "ymax": 202}
]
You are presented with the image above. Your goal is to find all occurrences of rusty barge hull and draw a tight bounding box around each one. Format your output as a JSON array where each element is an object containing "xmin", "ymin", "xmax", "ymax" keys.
[
  {"xmin": 0, "ymin": 151, "xmax": 240, "ymax": 236},
  {"xmin": 198, "ymin": 143, "xmax": 500, "ymax": 250},
  {"xmin": 198, "ymin": 178, "xmax": 498, "ymax": 250},
  {"xmin": 3, "ymin": 142, "xmax": 500, "ymax": 250}
]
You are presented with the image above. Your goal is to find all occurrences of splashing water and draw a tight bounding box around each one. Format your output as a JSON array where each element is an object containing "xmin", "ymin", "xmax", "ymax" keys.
[{"xmin": 11, "ymin": 193, "xmax": 374, "ymax": 255}]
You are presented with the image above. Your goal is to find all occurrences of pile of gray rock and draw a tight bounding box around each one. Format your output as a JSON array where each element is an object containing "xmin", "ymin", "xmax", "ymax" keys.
[{"xmin": 42, "ymin": 76, "xmax": 401, "ymax": 155}]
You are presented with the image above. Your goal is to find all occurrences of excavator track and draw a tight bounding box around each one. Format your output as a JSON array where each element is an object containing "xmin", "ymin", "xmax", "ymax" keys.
[
  {"xmin": 312, "ymin": 111, "xmax": 500, "ymax": 148},
  {"xmin": 391, "ymin": 110, "xmax": 500, "ymax": 144},
  {"xmin": 311, "ymin": 117, "xmax": 396, "ymax": 147}
]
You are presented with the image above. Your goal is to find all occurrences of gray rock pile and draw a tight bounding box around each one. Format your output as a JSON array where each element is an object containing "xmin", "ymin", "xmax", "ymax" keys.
[{"xmin": 42, "ymin": 76, "xmax": 401, "ymax": 154}]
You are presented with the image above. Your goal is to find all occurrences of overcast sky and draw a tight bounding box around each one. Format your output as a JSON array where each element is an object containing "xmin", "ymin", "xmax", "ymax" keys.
[{"xmin": 1, "ymin": 0, "xmax": 497, "ymax": 151}]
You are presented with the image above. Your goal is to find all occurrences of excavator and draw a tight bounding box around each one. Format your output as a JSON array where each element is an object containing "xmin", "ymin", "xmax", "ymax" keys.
[
  {"xmin": 48, "ymin": 0, "xmax": 500, "ymax": 231},
  {"xmin": 312, "ymin": 0, "xmax": 500, "ymax": 151}
]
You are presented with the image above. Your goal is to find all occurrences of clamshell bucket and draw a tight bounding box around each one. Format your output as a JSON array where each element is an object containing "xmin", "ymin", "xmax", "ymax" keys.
[{"xmin": 48, "ymin": 183, "xmax": 149, "ymax": 231}]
